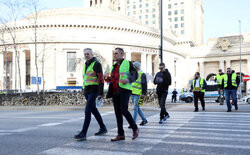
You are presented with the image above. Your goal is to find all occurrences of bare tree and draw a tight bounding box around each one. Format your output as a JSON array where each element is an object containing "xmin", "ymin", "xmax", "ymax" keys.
[
  {"xmin": 25, "ymin": 0, "xmax": 41, "ymax": 94},
  {"xmin": 0, "ymin": 24, "xmax": 9, "ymax": 95},
  {"xmin": 2, "ymin": 0, "xmax": 25, "ymax": 96}
]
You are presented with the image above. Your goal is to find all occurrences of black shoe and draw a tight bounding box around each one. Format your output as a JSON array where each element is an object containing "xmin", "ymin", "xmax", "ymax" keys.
[
  {"xmin": 227, "ymin": 109, "xmax": 232, "ymax": 112},
  {"xmin": 235, "ymin": 107, "xmax": 238, "ymax": 110},
  {"xmin": 128, "ymin": 125, "xmax": 132, "ymax": 128},
  {"xmin": 202, "ymin": 108, "xmax": 205, "ymax": 111},
  {"xmin": 159, "ymin": 119, "xmax": 163, "ymax": 124},
  {"xmin": 74, "ymin": 132, "xmax": 86, "ymax": 141},
  {"xmin": 194, "ymin": 109, "xmax": 198, "ymax": 112},
  {"xmin": 139, "ymin": 120, "xmax": 148, "ymax": 126},
  {"xmin": 95, "ymin": 128, "xmax": 108, "ymax": 136}
]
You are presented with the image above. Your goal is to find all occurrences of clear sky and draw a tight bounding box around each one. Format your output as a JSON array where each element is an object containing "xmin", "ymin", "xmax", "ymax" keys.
[{"xmin": 1, "ymin": 0, "xmax": 250, "ymax": 43}]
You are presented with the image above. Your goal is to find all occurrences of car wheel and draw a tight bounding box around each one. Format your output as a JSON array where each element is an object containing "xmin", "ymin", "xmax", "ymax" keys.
[
  {"xmin": 247, "ymin": 98, "xmax": 250, "ymax": 104},
  {"xmin": 186, "ymin": 97, "xmax": 193, "ymax": 103}
]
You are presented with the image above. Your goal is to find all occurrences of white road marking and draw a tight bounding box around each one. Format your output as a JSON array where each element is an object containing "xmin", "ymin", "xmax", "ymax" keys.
[{"xmin": 162, "ymin": 141, "xmax": 250, "ymax": 150}]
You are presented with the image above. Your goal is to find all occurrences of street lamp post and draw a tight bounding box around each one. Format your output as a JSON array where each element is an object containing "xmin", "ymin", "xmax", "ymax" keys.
[
  {"xmin": 159, "ymin": 0, "xmax": 163, "ymax": 63},
  {"xmin": 239, "ymin": 20, "xmax": 242, "ymax": 99}
]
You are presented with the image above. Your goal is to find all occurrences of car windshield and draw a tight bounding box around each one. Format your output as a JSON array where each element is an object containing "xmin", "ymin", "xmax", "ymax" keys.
[{"xmin": 205, "ymin": 85, "xmax": 218, "ymax": 91}]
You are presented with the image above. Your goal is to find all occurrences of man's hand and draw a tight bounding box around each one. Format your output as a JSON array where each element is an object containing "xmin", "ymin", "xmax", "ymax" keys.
[{"xmin": 120, "ymin": 79, "xmax": 129, "ymax": 85}]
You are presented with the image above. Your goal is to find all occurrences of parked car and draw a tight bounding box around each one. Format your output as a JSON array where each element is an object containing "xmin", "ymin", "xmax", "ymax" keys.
[
  {"xmin": 179, "ymin": 82, "xmax": 222, "ymax": 103},
  {"xmin": 242, "ymin": 95, "xmax": 250, "ymax": 104}
]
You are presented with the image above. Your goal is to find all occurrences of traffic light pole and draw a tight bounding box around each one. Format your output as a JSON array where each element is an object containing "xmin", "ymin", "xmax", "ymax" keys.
[{"xmin": 160, "ymin": 0, "xmax": 163, "ymax": 63}]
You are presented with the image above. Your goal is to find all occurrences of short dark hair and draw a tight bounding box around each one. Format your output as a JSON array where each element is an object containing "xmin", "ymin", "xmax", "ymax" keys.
[
  {"xmin": 159, "ymin": 63, "xmax": 165, "ymax": 67},
  {"xmin": 219, "ymin": 69, "xmax": 222, "ymax": 72},
  {"xmin": 195, "ymin": 72, "xmax": 200, "ymax": 76},
  {"xmin": 115, "ymin": 47, "xmax": 124, "ymax": 53}
]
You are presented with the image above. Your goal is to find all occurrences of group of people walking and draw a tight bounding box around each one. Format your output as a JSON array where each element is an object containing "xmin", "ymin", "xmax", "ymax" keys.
[
  {"xmin": 74, "ymin": 47, "xmax": 172, "ymax": 142},
  {"xmin": 191, "ymin": 68, "xmax": 240, "ymax": 112}
]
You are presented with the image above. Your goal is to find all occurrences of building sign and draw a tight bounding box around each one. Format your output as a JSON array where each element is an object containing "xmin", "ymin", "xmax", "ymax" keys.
[{"xmin": 31, "ymin": 77, "xmax": 41, "ymax": 85}]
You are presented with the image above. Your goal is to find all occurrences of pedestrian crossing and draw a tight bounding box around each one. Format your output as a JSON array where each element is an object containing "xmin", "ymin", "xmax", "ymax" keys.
[{"xmin": 40, "ymin": 111, "xmax": 250, "ymax": 155}]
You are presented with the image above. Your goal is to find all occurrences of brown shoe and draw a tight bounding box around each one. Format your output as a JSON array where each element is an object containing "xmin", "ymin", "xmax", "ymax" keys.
[
  {"xmin": 111, "ymin": 135, "xmax": 125, "ymax": 141},
  {"xmin": 132, "ymin": 128, "xmax": 139, "ymax": 140}
]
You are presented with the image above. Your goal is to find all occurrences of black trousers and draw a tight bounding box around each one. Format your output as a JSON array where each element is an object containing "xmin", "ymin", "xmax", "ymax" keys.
[
  {"xmin": 193, "ymin": 92, "xmax": 205, "ymax": 110},
  {"xmin": 157, "ymin": 92, "xmax": 169, "ymax": 119},
  {"xmin": 172, "ymin": 95, "xmax": 177, "ymax": 102},
  {"xmin": 112, "ymin": 92, "xmax": 138, "ymax": 136}
]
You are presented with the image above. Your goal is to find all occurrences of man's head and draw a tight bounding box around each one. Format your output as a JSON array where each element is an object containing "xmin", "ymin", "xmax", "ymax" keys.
[
  {"xmin": 159, "ymin": 63, "xmax": 165, "ymax": 72},
  {"xmin": 195, "ymin": 72, "xmax": 200, "ymax": 79},
  {"xmin": 113, "ymin": 47, "xmax": 125, "ymax": 61},
  {"xmin": 133, "ymin": 61, "xmax": 141, "ymax": 71},
  {"xmin": 83, "ymin": 48, "xmax": 94, "ymax": 61},
  {"xmin": 227, "ymin": 67, "xmax": 232, "ymax": 74},
  {"xmin": 218, "ymin": 69, "xmax": 222, "ymax": 74}
]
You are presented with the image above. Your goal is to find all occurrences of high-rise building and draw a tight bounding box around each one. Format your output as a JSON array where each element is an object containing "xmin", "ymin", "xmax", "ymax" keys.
[{"xmin": 124, "ymin": 0, "xmax": 204, "ymax": 45}]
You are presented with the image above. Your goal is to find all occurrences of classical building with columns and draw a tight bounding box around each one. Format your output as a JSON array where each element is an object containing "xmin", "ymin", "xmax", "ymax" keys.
[{"xmin": 0, "ymin": 0, "xmax": 250, "ymax": 95}]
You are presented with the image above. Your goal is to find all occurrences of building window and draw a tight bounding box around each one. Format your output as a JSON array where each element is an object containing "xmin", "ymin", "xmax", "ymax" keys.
[
  {"xmin": 181, "ymin": 16, "xmax": 184, "ymax": 21},
  {"xmin": 127, "ymin": 0, "xmax": 129, "ymax": 4},
  {"xmin": 145, "ymin": 15, "xmax": 148, "ymax": 19},
  {"xmin": 181, "ymin": 30, "xmax": 184, "ymax": 35},
  {"xmin": 140, "ymin": 0, "xmax": 142, "ymax": 2},
  {"xmin": 140, "ymin": 10, "xmax": 142, "ymax": 13},
  {"xmin": 181, "ymin": 9, "xmax": 184, "ymax": 14},
  {"xmin": 174, "ymin": 3, "xmax": 177, "ymax": 6},
  {"xmin": 181, "ymin": 23, "xmax": 184, "ymax": 27},
  {"xmin": 146, "ymin": 9, "xmax": 149, "ymax": 13},
  {"xmin": 146, "ymin": 21, "xmax": 148, "ymax": 24},
  {"xmin": 139, "ymin": 15, "xmax": 142, "ymax": 19},
  {"xmin": 174, "ymin": 17, "xmax": 178, "ymax": 21},
  {"xmin": 174, "ymin": 24, "xmax": 178, "ymax": 28},
  {"xmin": 181, "ymin": 2, "xmax": 184, "ymax": 6},
  {"xmin": 168, "ymin": 18, "xmax": 172, "ymax": 22},
  {"xmin": 133, "ymin": 5, "xmax": 136, "ymax": 9},
  {"xmin": 152, "ymin": 14, "xmax": 155, "ymax": 18},
  {"xmin": 152, "ymin": 20, "xmax": 156, "ymax": 24},
  {"xmin": 67, "ymin": 52, "xmax": 76, "ymax": 72},
  {"xmin": 133, "ymin": 11, "xmax": 136, "ymax": 14},
  {"xmin": 127, "ymin": 12, "xmax": 130, "ymax": 16},
  {"xmin": 174, "ymin": 10, "xmax": 178, "ymax": 15},
  {"xmin": 168, "ymin": 4, "xmax": 171, "ymax": 9},
  {"xmin": 152, "ymin": 8, "xmax": 156, "ymax": 12},
  {"xmin": 146, "ymin": 3, "xmax": 149, "ymax": 7},
  {"xmin": 127, "ymin": 6, "xmax": 129, "ymax": 11},
  {"xmin": 139, "ymin": 4, "xmax": 142, "ymax": 8},
  {"xmin": 168, "ymin": 11, "xmax": 171, "ymax": 15}
]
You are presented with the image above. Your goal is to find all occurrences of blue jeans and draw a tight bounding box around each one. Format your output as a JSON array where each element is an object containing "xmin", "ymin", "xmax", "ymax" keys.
[
  {"xmin": 131, "ymin": 95, "xmax": 147, "ymax": 122},
  {"xmin": 225, "ymin": 89, "xmax": 238, "ymax": 110},
  {"xmin": 81, "ymin": 92, "xmax": 106, "ymax": 136}
]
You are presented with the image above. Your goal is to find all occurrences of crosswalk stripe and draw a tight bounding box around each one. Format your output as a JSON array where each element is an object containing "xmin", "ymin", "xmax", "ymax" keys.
[{"xmin": 162, "ymin": 141, "xmax": 250, "ymax": 150}]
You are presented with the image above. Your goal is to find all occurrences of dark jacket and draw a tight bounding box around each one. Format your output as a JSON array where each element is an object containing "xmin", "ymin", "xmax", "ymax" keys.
[
  {"xmin": 106, "ymin": 59, "xmax": 138, "ymax": 98},
  {"xmin": 153, "ymin": 69, "xmax": 172, "ymax": 93},
  {"xmin": 224, "ymin": 74, "xmax": 240, "ymax": 90},
  {"xmin": 83, "ymin": 57, "xmax": 104, "ymax": 96},
  {"xmin": 172, "ymin": 90, "xmax": 178, "ymax": 97},
  {"xmin": 190, "ymin": 78, "xmax": 207, "ymax": 92}
]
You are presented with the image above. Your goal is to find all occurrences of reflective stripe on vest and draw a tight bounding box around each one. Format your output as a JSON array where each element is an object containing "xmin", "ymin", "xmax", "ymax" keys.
[
  {"xmin": 224, "ymin": 73, "xmax": 237, "ymax": 88},
  {"xmin": 216, "ymin": 74, "xmax": 224, "ymax": 85},
  {"xmin": 192, "ymin": 78, "xmax": 205, "ymax": 93},
  {"xmin": 111, "ymin": 59, "xmax": 132, "ymax": 91},
  {"xmin": 82, "ymin": 61, "xmax": 98, "ymax": 89},
  {"xmin": 132, "ymin": 71, "xmax": 143, "ymax": 95}
]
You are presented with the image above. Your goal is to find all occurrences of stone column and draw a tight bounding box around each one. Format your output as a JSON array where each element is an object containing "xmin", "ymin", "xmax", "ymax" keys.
[
  {"xmin": 126, "ymin": 52, "xmax": 131, "ymax": 61},
  {"xmin": 199, "ymin": 61, "xmax": 204, "ymax": 78},
  {"xmin": 0, "ymin": 53, "xmax": 3, "ymax": 90},
  {"xmin": 19, "ymin": 51, "xmax": 26, "ymax": 90},
  {"xmin": 141, "ymin": 53, "xmax": 147, "ymax": 73},
  {"xmin": 246, "ymin": 59, "xmax": 250, "ymax": 95},
  {"xmin": 219, "ymin": 60, "xmax": 224, "ymax": 72},
  {"xmin": 146, "ymin": 54, "xmax": 152, "ymax": 89},
  {"xmin": 226, "ymin": 60, "xmax": 231, "ymax": 69},
  {"xmin": 12, "ymin": 51, "xmax": 16, "ymax": 90}
]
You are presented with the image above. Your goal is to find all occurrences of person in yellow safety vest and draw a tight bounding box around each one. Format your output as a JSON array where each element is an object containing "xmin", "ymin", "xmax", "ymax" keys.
[
  {"xmin": 128, "ymin": 61, "xmax": 148, "ymax": 128},
  {"xmin": 105, "ymin": 47, "xmax": 139, "ymax": 141},
  {"xmin": 224, "ymin": 68, "xmax": 240, "ymax": 112},
  {"xmin": 215, "ymin": 69, "xmax": 225, "ymax": 105},
  {"xmin": 191, "ymin": 72, "xmax": 207, "ymax": 112},
  {"xmin": 74, "ymin": 48, "xmax": 107, "ymax": 141}
]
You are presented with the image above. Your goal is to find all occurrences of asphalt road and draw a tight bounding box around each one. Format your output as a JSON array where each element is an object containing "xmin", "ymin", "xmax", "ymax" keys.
[{"xmin": 1, "ymin": 103, "xmax": 250, "ymax": 155}]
